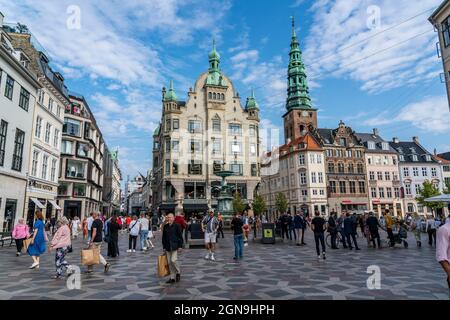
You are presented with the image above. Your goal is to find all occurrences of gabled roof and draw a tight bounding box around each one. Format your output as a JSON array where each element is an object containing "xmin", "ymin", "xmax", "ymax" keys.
[
  {"xmin": 438, "ymin": 152, "xmax": 450, "ymax": 161},
  {"xmin": 434, "ymin": 155, "xmax": 450, "ymax": 164},
  {"xmin": 279, "ymin": 132, "xmax": 323, "ymax": 157},
  {"xmin": 389, "ymin": 141, "xmax": 438, "ymax": 164},
  {"xmin": 354, "ymin": 132, "xmax": 397, "ymax": 154}
]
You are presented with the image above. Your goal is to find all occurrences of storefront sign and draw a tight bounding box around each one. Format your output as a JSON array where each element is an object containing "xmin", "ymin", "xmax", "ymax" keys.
[{"xmin": 28, "ymin": 179, "xmax": 55, "ymax": 192}]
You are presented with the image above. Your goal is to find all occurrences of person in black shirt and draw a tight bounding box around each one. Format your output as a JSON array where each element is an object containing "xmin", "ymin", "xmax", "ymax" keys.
[
  {"xmin": 344, "ymin": 212, "xmax": 360, "ymax": 250},
  {"xmin": 162, "ymin": 214, "xmax": 183, "ymax": 283},
  {"xmin": 311, "ymin": 211, "xmax": 327, "ymax": 259},
  {"xmin": 281, "ymin": 213, "xmax": 289, "ymax": 241},
  {"xmin": 327, "ymin": 212, "xmax": 339, "ymax": 249},
  {"xmin": 231, "ymin": 213, "xmax": 244, "ymax": 260},
  {"xmin": 366, "ymin": 212, "xmax": 381, "ymax": 249},
  {"xmin": 87, "ymin": 212, "xmax": 110, "ymax": 274},
  {"xmin": 107, "ymin": 215, "xmax": 120, "ymax": 257}
]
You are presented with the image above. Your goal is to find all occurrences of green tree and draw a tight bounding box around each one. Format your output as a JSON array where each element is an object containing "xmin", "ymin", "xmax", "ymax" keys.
[
  {"xmin": 252, "ymin": 194, "xmax": 267, "ymax": 217},
  {"xmin": 416, "ymin": 181, "xmax": 445, "ymax": 215},
  {"xmin": 444, "ymin": 182, "xmax": 450, "ymax": 194},
  {"xmin": 233, "ymin": 192, "xmax": 246, "ymax": 214},
  {"xmin": 275, "ymin": 192, "xmax": 289, "ymax": 214}
]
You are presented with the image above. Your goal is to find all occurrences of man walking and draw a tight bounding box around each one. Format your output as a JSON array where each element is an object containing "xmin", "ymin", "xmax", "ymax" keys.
[
  {"xmin": 299, "ymin": 212, "xmax": 308, "ymax": 245},
  {"xmin": 293, "ymin": 212, "xmax": 302, "ymax": 246},
  {"xmin": 231, "ymin": 212, "xmax": 244, "ymax": 260},
  {"xmin": 87, "ymin": 212, "xmax": 110, "ymax": 274},
  {"xmin": 311, "ymin": 211, "xmax": 327, "ymax": 259},
  {"xmin": 162, "ymin": 213, "xmax": 183, "ymax": 284},
  {"xmin": 366, "ymin": 212, "xmax": 381, "ymax": 249},
  {"xmin": 202, "ymin": 210, "xmax": 219, "ymax": 261},
  {"xmin": 288, "ymin": 213, "xmax": 296, "ymax": 242},
  {"xmin": 383, "ymin": 209, "xmax": 394, "ymax": 247},
  {"xmin": 344, "ymin": 212, "xmax": 360, "ymax": 250},
  {"xmin": 327, "ymin": 211, "xmax": 338, "ymax": 249},
  {"xmin": 139, "ymin": 213, "xmax": 150, "ymax": 251}
]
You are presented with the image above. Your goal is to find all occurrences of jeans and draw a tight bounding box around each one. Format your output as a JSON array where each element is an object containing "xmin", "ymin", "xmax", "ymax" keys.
[
  {"xmin": 345, "ymin": 233, "xmax": 359, "ymax": 249},
  {"xmin": 234, "ymin": 234, "xmax": 244, "ymax": 259},
  {"xmin": 129, "ymin": 235, "xmax": 137, "ymax": 250},
  {"xmin": 386, "ymin": 228, "xmax": 394, "ymax": 246},
  {"xmin": 314, "ymin": 232, "xmax": 326, "ymax": 256},
  {"xmin": 140, "ymin": 230, "xmax": 149, "ymax": 249},
  {"xmin": 339, "ymin": 230, "xmax": 347, "ymax": 248},
  {"xmin": 295, "ymin": 228, "xmax": 301, "ymax": 244},
  {"xmin": 289, "ymin": 227, "xmax": 297, "ymax": 241},
  {"xmin": 281, "ymin": 226, "xmax": 289, "ymax": 240},
  {"xmin": 369, "ymin": 229, "xmax": 381, "ymax": 248},
  {"xmin": 166, "ymin": 250, "xmax": 181, "ymax": 280}
]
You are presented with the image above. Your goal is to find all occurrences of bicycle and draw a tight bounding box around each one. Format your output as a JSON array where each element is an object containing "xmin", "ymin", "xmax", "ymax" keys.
[{"xmin": 325, "ymin": 232, "xmax": 343, "ymax": 249}]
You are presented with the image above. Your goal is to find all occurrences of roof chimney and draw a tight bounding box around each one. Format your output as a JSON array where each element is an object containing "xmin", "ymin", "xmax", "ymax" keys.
[
  {"xmin": 373, "ymin": 128, "xmax": 379, "ymax": 136},
  {"xmin": 392, "ymin": 137, "xmax": 399, "ymax": 144},
  {"xmin": 412, "ymin": 136, "xmax": 419, "ymax": 144},
  {"xmin": 0, "ymin": 12, "xmax": 4, "ymax": 27}
]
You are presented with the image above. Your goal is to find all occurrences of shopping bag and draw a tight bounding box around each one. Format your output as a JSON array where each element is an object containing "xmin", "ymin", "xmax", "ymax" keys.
[
  {"xmin": 23, "ymin": 238, "xmax": 32, "ymax": 252},
  {"xmin": 81, "ymin": 247, "xmax": 100, "ymax": 266},
  {"xmin": 157, "ymin": 254, "xmax": 170, "ymax": 277}
]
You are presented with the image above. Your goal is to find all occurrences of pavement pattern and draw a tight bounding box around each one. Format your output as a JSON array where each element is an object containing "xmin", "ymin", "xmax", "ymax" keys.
[{"xmin": 0, "ymin": 228, "xmax": 448, "ymax": 300}]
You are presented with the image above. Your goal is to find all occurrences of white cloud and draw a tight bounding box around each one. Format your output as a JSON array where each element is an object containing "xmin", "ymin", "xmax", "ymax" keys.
[{"xmin": 303, "ymin": 0, "xmax": 443, "ymax": 93}]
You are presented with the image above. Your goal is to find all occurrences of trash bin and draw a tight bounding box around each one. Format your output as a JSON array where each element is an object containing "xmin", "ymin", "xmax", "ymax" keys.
[{"xmin": 261, "ymin": 223, "xmax": 275, "ymax": 244}]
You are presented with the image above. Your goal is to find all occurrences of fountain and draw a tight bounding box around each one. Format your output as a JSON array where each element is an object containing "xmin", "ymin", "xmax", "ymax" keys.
[{"xmin": 212, "ymin": 166, "xmax": 235, "ymax": 226}]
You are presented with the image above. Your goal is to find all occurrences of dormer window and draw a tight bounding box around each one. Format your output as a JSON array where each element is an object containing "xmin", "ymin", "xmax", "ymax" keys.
[
  {"xmin": 425, "ymin": 155, "xmax": 431, "ymax": 162},
  {"xmin": 368, "ymin": 141, "xmax": 375, "ymax": 150},
  {"xmin": 412, "ymin": 155, "xmax": 418, "ymax": 162},
  {"xmin": 381, "ymin": 142, "xmax": 389, "ymax": 150},
  {"xmin": 399, "ymin": 155, "xmax": 405, "ymax": 161}
]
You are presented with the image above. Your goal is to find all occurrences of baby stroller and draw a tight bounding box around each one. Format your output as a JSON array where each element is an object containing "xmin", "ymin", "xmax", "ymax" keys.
[{"xmin": 391, "ymin": 223, "xmax": 409, "ymax": 248}]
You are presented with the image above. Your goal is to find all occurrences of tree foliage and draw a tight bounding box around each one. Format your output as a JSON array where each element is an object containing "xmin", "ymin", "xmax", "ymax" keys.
[
  {"xmin": 275, "ymin": 192, "xmax": 289, "ymax": 214},
  {"xmin": 233, "ymin": 192, "xmax": 246, "ymax": 214},
  {"xmin": 252, "ymin": 194, "xmax": 267, "ymax": 216},
  {"xmin": 416, "ymin": 181, "xmax": 446, "ymax": 213}
]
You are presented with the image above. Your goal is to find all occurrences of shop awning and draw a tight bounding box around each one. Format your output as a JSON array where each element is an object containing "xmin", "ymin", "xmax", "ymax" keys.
[
  {"xmin": 424, "ymin": 194, "xmax": 450, "ymax": 203},
  {"xmin": 48, "ymin": 200, "xmax": 61, "ymax": 210},
  {"xmin": 30, "ymin": 197, "xmax": 45, "ymax": 209}
]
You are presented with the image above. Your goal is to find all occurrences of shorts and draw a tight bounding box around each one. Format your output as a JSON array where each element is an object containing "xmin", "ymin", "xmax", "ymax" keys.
[{"xmin": 204, "ymin": 232, "xmax": 217, "ymax": 244}]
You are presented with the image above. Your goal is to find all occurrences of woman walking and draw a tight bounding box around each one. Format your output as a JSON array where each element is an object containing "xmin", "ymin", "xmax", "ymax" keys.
[
  {"xmin": 27, "ymin": 211, "xmax": 47, "ymax": 269},
  {"xmin": 49, "ymin": 217, "xmax": 72, "ymax": 279},
  {"xmin": 127, "ymin": 215, "xmax": 140, "ymax": 253},
  {"xmin": 12, "ymin": 218, "xmax": 29, "ymax": 256},
  {"xmin": 107, "ymin": 215, "xmax": 120, "ymax": 257},
  {"xmin": 70, "ymin": 216, "xmax": 80, "ymax": 239}
]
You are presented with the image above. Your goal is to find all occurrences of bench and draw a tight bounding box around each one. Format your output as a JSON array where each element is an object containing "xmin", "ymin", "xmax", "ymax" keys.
[{"xmin": 0, "ymin": 232, "xmax": 14, "ymax": 247}]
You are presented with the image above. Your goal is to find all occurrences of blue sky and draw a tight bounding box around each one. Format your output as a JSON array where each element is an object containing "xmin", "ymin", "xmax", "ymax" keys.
[{"xmin": 1, "ymin": 0, "xmax": 450, "ymax": 184}]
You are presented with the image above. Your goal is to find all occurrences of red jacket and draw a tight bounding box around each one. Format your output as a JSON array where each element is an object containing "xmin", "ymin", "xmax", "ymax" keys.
[{"xmin": 174, "ymin": 216, "xmax": 187, "ymax": 230}]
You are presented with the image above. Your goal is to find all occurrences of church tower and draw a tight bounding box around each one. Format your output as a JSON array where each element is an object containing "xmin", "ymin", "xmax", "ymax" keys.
[{"xmin": 283, "ymin": 17, "xmax": 317, "ymax": 143}]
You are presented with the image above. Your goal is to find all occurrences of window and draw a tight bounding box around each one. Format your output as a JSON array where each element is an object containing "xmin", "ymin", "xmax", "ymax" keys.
[
  {"xmin": 328, "ymin": 162, "xmax": 334, "ymax": 173},
  {"xmin": 425, "ymin": 155, "xmax": 432, "ymax": 162},
  {"xmin": 415, "ymin": 184, "xmax": 421, "ymax": 194},
  {"xmin": 403, "ymin": 167, "xmax": 410, "ymax": 177},
  {"xmin": 38, "ymin": 89, "xmax": 45, "ymax": 105},
  {"xmin": 66, "ymin": 160, "xmax": 86, "ymax": 179},
  {"xmin": 165, "ymin": 160, "xmax": 170, "ymax": 175},
  {"xmin": 250, "ymin": 144, "xmax": 256, "ymax": 156},
  {"xmin": 172, "ymin": 160, "xmax": 179, "ymax": 174},
  {"xmin": 412, "ymin": 155, "xmax": 418, "ymax": 162},
  {"xmin": 357, "ymin": 163, "xmax": 364, "ymax": 174},
  {"xmin": 53, "ymin": 129, "xmax": 59, "ymax": 148},
  {"xmin": 299, "ymin": 154, "xmax": 305, "ymax": 165},
  {"xmin": 44, "ymin": 123, "xmax": 51, "ymax": 143},
  {"xmin": 313, "ymin": 190, "xmax": 318, "ymax": 196},
  {"xmin": 230, "ymin": 141, "xmax": 242, "ymax": 155},
  {"xmin": 339, "ymin": 181, "xmax": 346, "ymax": 194},
  {"xmin": 41, "ymin": 154, "xmax": 48, "ymax": 180},
  {"xmin": 230, "ymin": 163, "xmax": 243, "ymax": 175},
  {"xmin": 213, "ymin": 118, "xmax": 221, "ymax": 132},
  {"xmin": 320, "ymin": 189, "xmax": 325, "ymax": 196},
  {"xmin": 413, "ymin": 167, "xmax": 419, "ymax": 176},
  {"xmin": 228, "ymin": 123, "xmax": 242, "ymax": 135},
  {"xmin": 189, "ymin": 140, "xmax": 202, "ymax": 154},
  {"xmin": 165, "ymin": 119, "xmax": 171, "ymax": 132},
  {"xmin": 359, "ymin": 181, "xmax": 366, "ymax": 194},
  {"xmin": 318, "ymin": 172, "xmax": 324, "ymax": 183},
  {"xmin": 339, "ymin": 138, "xmax": 346, "ymax": 147},
  {"xmin": 399, "ymin": 155, "xmax": 405, "ymax": 161},
  {"xmin": 369, "ymin": 171, "xmax": 375, "ymax": 180},
  {"xmin": 58, "ymin": 183, "xmax": 69, "ymax": 196},
  {"xmin": 84, "ymin": 122, "xmax": 91, "ymax": 139},
  {"xmin": 371, "ymin": 187, "xmax": 377, "ymax": 198},
  {"xmin": 165, "ymin": 138, "xmax": 171, "ymax": 153},
  {"xmin": 405, "ymin": 184, "xmax": 411, "ymax": 195},
  {"xmin": 422, "ymin": 167, "xmax": 427, "ymax": 176},
  {"xmin": 311, "ymin": 172, "xmax": 317, "ymax": 183},
  {"xmin": 393, "ymin": 157, "xmax": 397, "ymax": 165},
  {"xmin": 73, "ymin": 184, "xmax": 86, "ymax": 197},
  {"xmin": 188, "ymin": 160, "xmax": 202, "ymax": 175},
  {"xmin": 336, "ymin": 149, "xmax": 343, "ymax": 157},
  {"xmin": 394, "ymin": 187, "xmax": 400, "ymax": 198},
  {"xmin": 443, "ymin": 16, "xmax": 450, "ymax": 47},
  {"xmin": 338, "ymin": 163, "xmax": 344, "ymax": 173},
  {"xmin": 4, "ymin": 75, "xmax": 14, "ymax": 100},
  {"xmin": 11, "ymin": 129, "xmax": 25, "ymax": 171},
  {"xmin": 173, "ymin": 119, "xmax": 179, "ymax": 130},
  {"xmin": 0, "ymin": 120, "xmax": 7, "ymax": 167},
  {"xmin": 171, "ymin": 140, "xmax": 179, "ymax": 151},
  {"xmin": 249, "ymin": 125, "xmax": 256, "ymax": 137},
  {"xmin": 385, "ymin": 172, "xmax": 391, "ymax": 181},
  {"xmin": 310, "ymin": 154, "xmax": 315, "ymax": 164},
  {"xmin": 377, "ymin": 172, "xmax": 383, "ymax": 181},
  {"xmin": 299, "ymin": 172, "xmax": 307, "ymax": 184},
  {"xmin": 35, "ymin": 116, "xmax": 42, "ymax": 138},
  {"xmin": 381, "ymin": 142, "xmax": 389, "ymax": 150},
  {"xmin": 251, "ymin": 163, "xmax": 258, "ymax": 176},
  {"xmin": 48, "ymin": 98, "xmax": 53, "ymax": 112},
  {"xmin": 31, "ymin": 150, "xmax": 39, "ymax": 177},
  {"xmin": 431, "ymin": 168, "xmax": 437, "ymax": 177},
  {"xmin": 378, "ymin": 187, "xmax": 385, "ymax": 198},
  {"xmin": 301, "ymin": 189, "xmax": 308, "ymax": 196},
  {"xmin": 443, "ymin": 165, "xmax": 450, "ymax": 172},
  {"xmin": 61, "ymin": 140, "xmax": 74, "ymax": 155},
  {"xmin": 19, "ymin": 87, "xmax": 30, "ymax": 111},
  {"xmin": 57, "ymin": 106, "xmax": 62, "ymax": 118},
  {"xmin": 317, "ymin": 154, "xmax": 322, "ymax": 164},
  {"xmin": 387, "ymin": 187, "xmax": 392, "ymax": 198},
  {"xmin": 346, "ymin": 150, "xmax": 352, "ymax": 158},
  {"xmin": 213, "ymin": 161, "xmax": 222, "ymax": 174},
  {"xmin": 77, "ymin": 142, "xmax": 90, "ymax": 157},
  {"xmin": 188, "ymin": 120, "xmax": 202, "ymax": 133},
  {"xmin": 326, "ymin": 149, "xmax": 333, "ymax": 157},
  {"xmin": 63, "ymin": 118, "xmax": 81, "ymax": 136},
  {"xmin": 329, "ymin": 181, "xmax": 337, "ymax": 194},
  {"xmin": 349, "ymin": 181, "xmax": 356, "ymax": 194},
  {"xmin": 368, "ymin": 141, "xmax": 375, "ymax": 149},
  {"xmin": 348, "ymin": 163, "xmax": 354, "ymax": 173},
  {"xmin": 50, "ymin": 159, "xmax": 57, "ymax": 182}
]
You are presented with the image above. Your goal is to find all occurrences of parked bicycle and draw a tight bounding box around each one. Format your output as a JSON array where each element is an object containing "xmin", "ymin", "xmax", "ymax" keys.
[{"xmin": 325, "ymin": 232, "xmax": 343, "ymax": 249}]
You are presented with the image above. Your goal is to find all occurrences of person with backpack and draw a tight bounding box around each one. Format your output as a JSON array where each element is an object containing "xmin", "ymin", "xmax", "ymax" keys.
[{"xmin": 127, "ymin": 215, "xmax": 140, "ymax": 253}]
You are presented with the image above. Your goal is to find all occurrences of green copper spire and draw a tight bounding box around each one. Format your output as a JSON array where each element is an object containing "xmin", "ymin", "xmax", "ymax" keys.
[
  {"xmin": 164, "ymin": 80, "xmax": 177, "ymax": 101},
  {"xmin": 286, "ymin": 17, "xmax": 313, "ymax": 111},
  {"xmin": 246, "ymin": 89, "xmax": 259, "ymax": 110},
  {"xmin": 206, "ymin": 38, "xmax": 225, "ymax": 86}
]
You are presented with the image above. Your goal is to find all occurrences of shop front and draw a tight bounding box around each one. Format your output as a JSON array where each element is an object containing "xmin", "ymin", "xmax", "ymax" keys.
[
  {"xmin": 63, "ymin": 200, "xmax": 82, "ymax": 219},
  {"xmin": 340, "ymin": 200, "xmax": 368, "ymax": 213},
  {"xmin": 25, "ymin": 179, "xmax": 60, "ymax": 228}
]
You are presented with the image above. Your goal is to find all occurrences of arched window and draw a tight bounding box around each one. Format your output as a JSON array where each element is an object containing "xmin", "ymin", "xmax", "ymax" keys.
[
  {"xmin": 220, "ymin": 93, "xmax": 224, "ymax": 100},
  {"xmin": 213, "ymin": 93, "xmax": 217, "ymax": 100},
  {"xmin": 208, "ymin": 92, "xmax": 212, "ymax": 99}
]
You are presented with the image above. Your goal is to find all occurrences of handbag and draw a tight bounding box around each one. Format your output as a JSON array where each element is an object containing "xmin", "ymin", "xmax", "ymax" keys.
[
  {"xmin": 157, "ymin": 254, "xmax": 170, "ymax": 277},
  {"xmin": 81, "ymin": 247, "xmax": 100, "ymax": 266},
  {"xmin": 23, "ymin": 238, "xmax": 32, "ymax": 252}
]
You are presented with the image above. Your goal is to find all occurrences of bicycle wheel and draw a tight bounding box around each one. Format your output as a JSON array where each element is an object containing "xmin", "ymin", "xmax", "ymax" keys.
[
  {"xmin": 325, "ymin": 234, "xmax": 332, "ymax": 248},
  {"xmin": 335, "ymin": 235, "xmax": 341, "ymax": 248}
]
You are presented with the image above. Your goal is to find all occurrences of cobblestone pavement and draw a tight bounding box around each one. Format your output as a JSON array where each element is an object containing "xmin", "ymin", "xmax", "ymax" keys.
[{"xmin": 0, "ymin": 228, "xmax": 448, "ymax": 300}]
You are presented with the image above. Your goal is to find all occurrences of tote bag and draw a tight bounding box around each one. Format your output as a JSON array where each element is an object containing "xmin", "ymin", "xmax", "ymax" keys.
[
  {"xmin": 81, "ymin": 248, "xmax": 100, "ymax": 266},
  {"xmin": 157, "ymin": 254, "xmax": 170, "ymax": 277}
]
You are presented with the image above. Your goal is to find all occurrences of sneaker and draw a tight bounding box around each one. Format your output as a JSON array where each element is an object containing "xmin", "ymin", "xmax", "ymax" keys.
[
  {"xmin": 322, "ymin": 252, "xmax": 326, "ymax": 260},
  {"xmin": 127, "ymin": 249, "xmax": 132, "ymax": 253},
  {"xmin": 210, "ymin": 254, "xmax": 216, "ymax": 261},
  {"xmin": 233, "ymin": 257, "xmax": 238, "ymax": 260},
  {"xmin": 204, "ymin": 253, "xmax": 210, "ymax": 260},
  {"xmin": 16, "ymin": 252, "xmax": 20, "ymax": 257},
  {"xmin": 132, "ymin": 249, "xmax": 136, "ymax": 253},
  {"xmin": 318, "ymin": 255, "xmax": 321, "ymax": 259},
  {"xmin": 104, "ymin": 263, "xmax": 111, "ymax": 273},
  {"xmin": 29, "ymin": 262, "xmax": 39, "ymax": 269},
  {"xmin": 244, "ymin": 243, "xmax": 248, "ymax": 247}
]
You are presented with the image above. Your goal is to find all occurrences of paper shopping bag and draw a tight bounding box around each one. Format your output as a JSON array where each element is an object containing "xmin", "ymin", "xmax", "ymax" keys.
[
  {"xmin": 81, "ymin": 248, "xmax": 100, "ymax": 266},
  {"xmin": 157, "ymin": 254, "xmax": 170, "ymax": 277}
]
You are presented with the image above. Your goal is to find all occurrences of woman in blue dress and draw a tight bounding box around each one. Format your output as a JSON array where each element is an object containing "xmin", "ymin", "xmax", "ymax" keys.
[{"xmin": 28, "ymin": 210, "xmax": 47, "ymax": 269}]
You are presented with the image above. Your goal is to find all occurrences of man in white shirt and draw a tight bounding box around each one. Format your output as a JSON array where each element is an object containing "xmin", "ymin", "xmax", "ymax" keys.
[
  {"xmin": 87, "ymin": 213, "xmax": 94, "ymax": 244},
  {"xmin": 138, "ymin": 213, "xmax": 150, "ymax": 251},
  {"xmin": 436, "ymin": 219, "xmax": 450, "ymax": 294}
]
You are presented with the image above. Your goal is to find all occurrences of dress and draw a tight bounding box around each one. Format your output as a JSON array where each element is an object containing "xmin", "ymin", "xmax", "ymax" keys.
[{"xmin": 27, "ymin": 219, "xmax": 46, "ymax": 256}]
